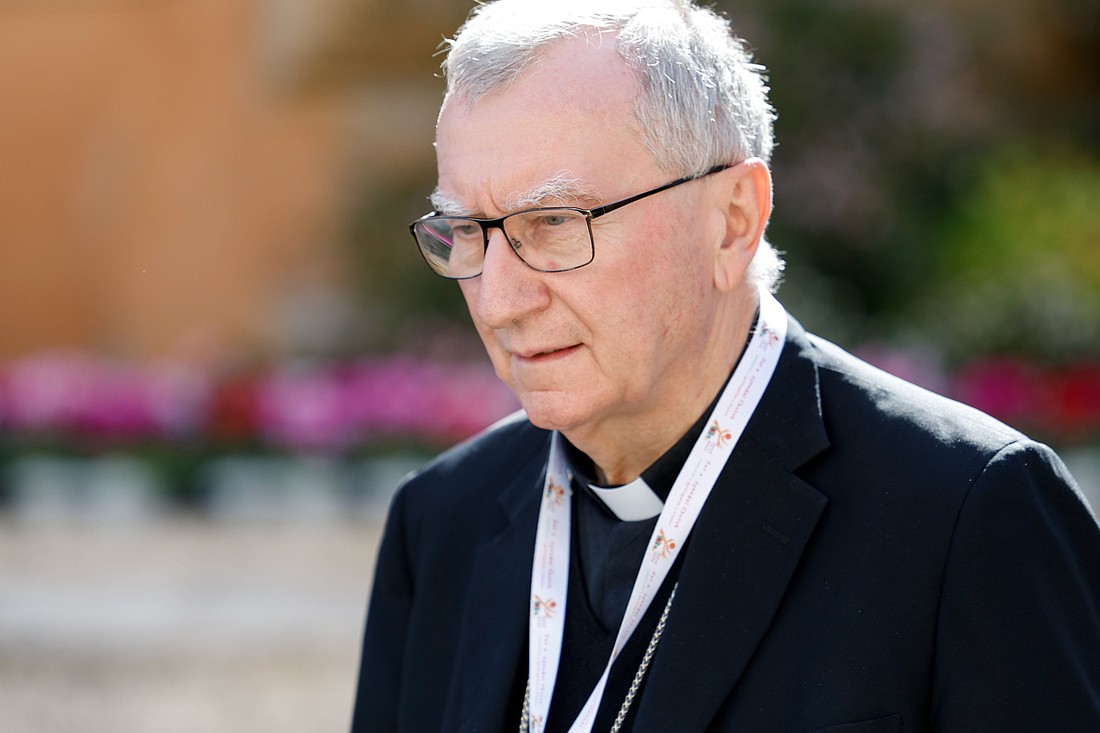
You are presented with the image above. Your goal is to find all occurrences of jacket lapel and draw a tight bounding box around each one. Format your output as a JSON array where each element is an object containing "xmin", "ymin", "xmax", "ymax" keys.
[
  {"xmin": 634, "ymin": 316, "xmax": 831, "ymax": 732},
  {"xmin": 452, "ymin": 432, "xmax": 550, "ymax": 733}
]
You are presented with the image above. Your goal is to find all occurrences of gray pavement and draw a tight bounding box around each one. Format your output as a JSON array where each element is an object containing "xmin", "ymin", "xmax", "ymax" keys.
[{"xmin": 0, "ymin": 517, "xmax": 383, "ymax": 733}]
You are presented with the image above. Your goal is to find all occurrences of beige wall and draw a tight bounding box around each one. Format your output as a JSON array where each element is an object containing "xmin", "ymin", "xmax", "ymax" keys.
[{"xmin": 0, "ymin": 1, "xmax": 363, "ymax": 360}]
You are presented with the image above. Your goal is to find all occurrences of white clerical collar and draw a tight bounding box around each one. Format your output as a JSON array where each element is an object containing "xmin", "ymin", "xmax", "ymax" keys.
[{"xmin": 588, "ymin": 477, "xmax": 664, "ymax": 521}]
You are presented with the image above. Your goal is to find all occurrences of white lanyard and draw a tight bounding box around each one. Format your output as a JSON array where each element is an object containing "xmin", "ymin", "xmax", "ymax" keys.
[{"xmin": 526, "ymin": 286, "xmax": 788, "ymax": 733}]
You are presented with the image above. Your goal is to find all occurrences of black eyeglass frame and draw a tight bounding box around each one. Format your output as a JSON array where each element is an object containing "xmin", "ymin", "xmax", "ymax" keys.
[{"xmin": 409, "ymin": 163, "xmax": 731, "ymax": 279}]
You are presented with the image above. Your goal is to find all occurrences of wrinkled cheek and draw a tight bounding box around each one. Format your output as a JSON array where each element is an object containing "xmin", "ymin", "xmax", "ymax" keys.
[{"xmin": 477, "ymin": 331, "xmax": 513, "ymax": 384}]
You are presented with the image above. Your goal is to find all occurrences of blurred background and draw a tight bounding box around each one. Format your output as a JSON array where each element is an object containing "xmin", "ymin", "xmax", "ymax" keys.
[{"xmin": 0, "ymin": 0, "xmax": 1096, "ymax": 730}]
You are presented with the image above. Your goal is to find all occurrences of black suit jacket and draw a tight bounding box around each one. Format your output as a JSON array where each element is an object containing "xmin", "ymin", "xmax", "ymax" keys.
[{"xmin": 352, "ymin": 317, "xmax": 1100, "ymax": 732}]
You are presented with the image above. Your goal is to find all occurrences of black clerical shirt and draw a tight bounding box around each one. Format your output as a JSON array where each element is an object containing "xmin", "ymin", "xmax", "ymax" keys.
[
  {"xmin": 539, "ymin": 406, "xmax": 712, "ymax": 733},
  {"xmin": 563, "ymin": 415, "xmax": 705, "ymax": 630}
]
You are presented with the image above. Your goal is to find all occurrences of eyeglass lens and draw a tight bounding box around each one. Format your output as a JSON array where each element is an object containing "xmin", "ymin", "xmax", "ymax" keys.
[{"xmin": 413, "ymin": 209, "xmax": 594, "ymax": 279}]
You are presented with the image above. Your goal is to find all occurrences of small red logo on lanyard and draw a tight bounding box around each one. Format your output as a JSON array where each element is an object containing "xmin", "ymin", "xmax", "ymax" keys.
[
  {"xmin": 532, "ymin": 595, "xmax": 557, "ymax": 618},
  {"xmin": 705, "ymin": 419, "xmax": 732, "ymax": 448},
  {"xmin": 545, "ymin": 479, "xmax": 566, "ymax": 507},
  {"xmin": 652, "ymin": 529, "xmax": 677, "ymax": 559}
]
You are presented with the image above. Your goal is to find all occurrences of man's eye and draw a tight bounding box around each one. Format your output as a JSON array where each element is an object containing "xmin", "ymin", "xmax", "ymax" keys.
[
  {"xmin": 540, "ymin": 214, "xmax": 569, "ymax": 227},
  {"xmin": 453, "ymin": 223, "xmax": 481, "ymax": 238}
]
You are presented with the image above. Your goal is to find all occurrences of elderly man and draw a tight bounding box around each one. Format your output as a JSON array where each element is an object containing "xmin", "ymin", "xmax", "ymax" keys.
[{"xmin": 351, "ymin": 1, "xmax": 1100, "ymax": 731}]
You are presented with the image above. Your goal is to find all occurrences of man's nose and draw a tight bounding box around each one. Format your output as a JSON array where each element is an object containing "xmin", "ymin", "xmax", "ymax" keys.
[{"xmin": 475, "ymin": 227, "xmax": 550, "ymax": 328}]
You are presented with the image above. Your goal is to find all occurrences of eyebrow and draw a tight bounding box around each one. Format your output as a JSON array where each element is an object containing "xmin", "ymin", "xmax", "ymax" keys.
[
  {"xmin": 429, "ymin": 172, "xmax": 599, "ymax": 217},
  {"xmin": 507, "ymin": 173, "xmax": 598, "ymax": 211},
  {"xmin": 429, "ymin": 189, "xmax": 472, "ymax": 217}
]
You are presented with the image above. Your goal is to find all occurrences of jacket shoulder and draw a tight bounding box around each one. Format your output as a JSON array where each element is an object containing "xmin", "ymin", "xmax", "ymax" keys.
[
  {"xmin": 805, "ymin": 331, "xmax": 1025, "ymax": 457},
  {"xmin": 396, "ymin": 410, "xmax": 550, "ymax": 507},
  {"xmin": 423, "ymin": 409, "xmax": 547, "ymax": 476}
]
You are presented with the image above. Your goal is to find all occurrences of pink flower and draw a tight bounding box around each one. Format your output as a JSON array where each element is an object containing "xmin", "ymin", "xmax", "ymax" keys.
[
  {"xmin": 952, "ymin": 358, "xmax": 1040, "ymax": 427},
  {"xmin": 0, "ymin": 351, "xmax": 205, "ymax": 443}
]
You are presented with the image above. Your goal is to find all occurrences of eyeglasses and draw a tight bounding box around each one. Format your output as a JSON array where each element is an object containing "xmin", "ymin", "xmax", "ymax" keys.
[{"xmin": 409, "ymin": 164, "xmax": 730, "ymax": 279}]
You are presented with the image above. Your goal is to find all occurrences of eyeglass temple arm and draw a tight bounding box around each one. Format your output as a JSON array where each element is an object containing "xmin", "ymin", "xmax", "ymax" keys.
[{"xmin": 587, "ymin": 164, "xmax": 731, "ymax": 218}]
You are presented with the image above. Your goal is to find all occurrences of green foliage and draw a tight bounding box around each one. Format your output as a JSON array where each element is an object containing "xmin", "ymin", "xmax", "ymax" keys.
[
  {"xmin": 943, "ymin": 149, "xmax": 1100, "ymax": 288},
  {"xmin": 919, "ymin": 147, "xmax": 1100, "ymax": 362}
]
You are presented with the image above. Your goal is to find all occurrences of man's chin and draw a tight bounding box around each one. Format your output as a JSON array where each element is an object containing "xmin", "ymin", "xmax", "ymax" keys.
[{"xmin": 515, "ymin": 394, "xmax": 599, "ymax": 435}]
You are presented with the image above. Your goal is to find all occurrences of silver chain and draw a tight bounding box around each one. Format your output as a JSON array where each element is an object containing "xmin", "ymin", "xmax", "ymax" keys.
[
  {"xmin": 520, "ymin": 681, "xmax": 531, "ymax": 733},
  {"xmin": 519, "ymin": 582, "xmax": 679, "ymax": 733}
]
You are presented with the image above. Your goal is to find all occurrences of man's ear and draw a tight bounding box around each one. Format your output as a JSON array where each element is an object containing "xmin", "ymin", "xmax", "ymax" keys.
[{"xmin": 713, "ymin": 158, "xmax": 772, "ymax": 292}]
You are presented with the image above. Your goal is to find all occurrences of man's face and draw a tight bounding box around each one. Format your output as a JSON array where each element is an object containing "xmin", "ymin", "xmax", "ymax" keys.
[{"xmin": 434, "ymin": 38, "xmax": 733, "ymax": 446}]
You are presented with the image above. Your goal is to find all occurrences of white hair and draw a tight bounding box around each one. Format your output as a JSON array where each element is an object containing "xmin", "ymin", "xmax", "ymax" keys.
[{"xmin": 440, "ymin": 0, "xmax": 784, "ymax": 291}]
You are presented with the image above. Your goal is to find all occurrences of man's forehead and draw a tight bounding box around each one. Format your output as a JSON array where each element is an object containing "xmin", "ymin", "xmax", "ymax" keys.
[
  {"xmin": 430, "ymin": 172, "xmax": 600, "ymax": 216},
  {"xmin": 431, "ymin": 34, "xmax": 647, "ymax": 218}
]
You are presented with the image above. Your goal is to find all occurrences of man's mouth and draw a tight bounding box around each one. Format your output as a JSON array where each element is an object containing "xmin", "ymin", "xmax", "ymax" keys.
[{"xmin": 515, "ymin": 344, "xmax": 582, "ymax": 361}]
